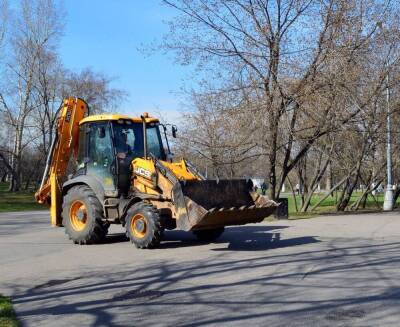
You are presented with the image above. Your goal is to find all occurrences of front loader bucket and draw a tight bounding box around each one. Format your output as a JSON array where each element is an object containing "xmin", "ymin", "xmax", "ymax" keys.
[{"xmin": 172, "ymin": 180, "xmax": 278, "ymax": 231}]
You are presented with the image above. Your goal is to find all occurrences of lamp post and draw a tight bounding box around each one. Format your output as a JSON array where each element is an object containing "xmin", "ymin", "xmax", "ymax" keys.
[
  {"xmin": 383, "ymin": 65, "xmax": 393, "ymax": 211},
  {"xmin": 377, "ymin": 22, "xmax": 394, "ymax": 211}
]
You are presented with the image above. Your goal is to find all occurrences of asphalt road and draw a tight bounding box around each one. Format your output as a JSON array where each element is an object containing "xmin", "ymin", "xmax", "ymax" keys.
[{"xmin": 1, "ymin": 210, "xmax": 400, "ymax": 327}]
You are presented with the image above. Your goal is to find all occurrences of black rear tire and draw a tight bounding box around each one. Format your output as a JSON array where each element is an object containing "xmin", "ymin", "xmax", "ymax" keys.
[
  {"xmin": 193, "ymin": 227, "xmax": 225, "ymax": 242},
  {"xmin": 62, "ymin": 185, "xmax": 108, "ymax": 245},
  {"xmin": 125, "ymin": 202, "xmax": 164, "ymax": 249}
]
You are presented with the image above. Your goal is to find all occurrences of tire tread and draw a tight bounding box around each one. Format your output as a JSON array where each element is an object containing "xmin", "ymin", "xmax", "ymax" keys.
[
  {"xmin": 62, "ymin": 185, "xmax": 108, "ymax": 245},
  {"xmin": 125, "ymin": 202, "xmax": 164, "ymax": 249}
]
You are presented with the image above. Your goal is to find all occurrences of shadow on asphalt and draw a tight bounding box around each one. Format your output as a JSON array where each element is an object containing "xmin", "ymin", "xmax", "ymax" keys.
[
  {"xmin": 159, "ymin": 225, "xmax": 318, "ymax": 251},
  {"xmin": 10, "ymin": 239, "xmax": 400, "ymax": 326},
  {"xmin": 102, "ymin": 225, "xmax": 307, "ymax": 251},
  {"xmin": 102, "ymin": 233, "xmax": 129, "ymax": 244}
]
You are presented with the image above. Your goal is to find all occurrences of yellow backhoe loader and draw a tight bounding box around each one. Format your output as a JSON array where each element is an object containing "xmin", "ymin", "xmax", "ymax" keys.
[{"xmin": 35, "ymin": 97, "xmax": 277, "ymax": 248}]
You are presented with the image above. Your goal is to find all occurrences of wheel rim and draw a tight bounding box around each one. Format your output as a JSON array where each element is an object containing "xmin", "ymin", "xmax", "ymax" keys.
[
  {"xmin": 130, "ymin": 214, "xmax": 148, "ymax": 239},
  {"xmin": 69, "ymin": 200, "xmax": 88, "ymax": 231}
]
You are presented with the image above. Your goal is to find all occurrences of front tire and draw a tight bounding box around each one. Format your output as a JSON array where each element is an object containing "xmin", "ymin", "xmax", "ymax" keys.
[
  {"xmin": 62, "ymin": 185, "xmax": 108, "ymax": 244},
  {"xmin": 193, "ymin": 227, "xmax": 225, "ymax": 242},
  {"xmin": 125, "ymin": 202, "xmax": 164, "ymax": 249}
]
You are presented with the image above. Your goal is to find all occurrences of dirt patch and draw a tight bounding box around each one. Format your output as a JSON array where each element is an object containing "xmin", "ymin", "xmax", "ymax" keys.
[
  {"xmin": 112, "ymin": 289, "xmax": 164, "ymax": 302},
  {"xmin": 32, "ymin": 277, "xmax": 82, "ymax": 290},
  {"xmin": 325, "ymin": 308, "xmax": 366, "ymax": 321}
]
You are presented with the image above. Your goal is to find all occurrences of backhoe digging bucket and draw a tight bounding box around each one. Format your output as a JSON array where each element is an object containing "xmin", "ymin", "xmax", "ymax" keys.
[{"xmin": 172, "ymin": 180, "xmax": 278, "ymax": 231}]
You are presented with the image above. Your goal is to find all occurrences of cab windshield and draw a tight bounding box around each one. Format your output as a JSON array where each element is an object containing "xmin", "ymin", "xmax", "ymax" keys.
[{"xmin": 112, "ymin": 120, "xmax": 166, "ymax": 160}]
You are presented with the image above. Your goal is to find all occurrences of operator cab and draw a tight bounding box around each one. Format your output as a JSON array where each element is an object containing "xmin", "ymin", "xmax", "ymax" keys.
[
  {"xmin": 112, "ymin": 119, "xmax": 166, "ymax": 161},
  {"xmin": 76, "ymin": 115, "xmax": 166, "ymax": 197}
]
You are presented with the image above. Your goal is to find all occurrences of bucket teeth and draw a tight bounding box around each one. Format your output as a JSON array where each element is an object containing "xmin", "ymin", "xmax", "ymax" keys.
[
  {"xmin": 205, "ymin": 206, "xmax": 264, "ymax": 213},
  {"xmin": 208, "ymin": 204, "xmax": 269, "ymax": 214},
  {"xmin": 206, "ymin": 205, "xmax": 263, "ymax": 213}
]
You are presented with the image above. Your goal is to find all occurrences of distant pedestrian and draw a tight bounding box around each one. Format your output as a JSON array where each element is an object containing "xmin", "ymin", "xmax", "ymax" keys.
[
  {"xmin": 295, "ymin": 183, "xmax": 300, "ymax": 195},
  {"xmin": 261, "ymin": 182, "xmax": 267, "ymax": 195}
]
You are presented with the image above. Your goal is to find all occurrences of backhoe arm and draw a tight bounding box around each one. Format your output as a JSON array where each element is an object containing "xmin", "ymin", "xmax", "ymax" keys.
[{"xmin": 35, "ymin": 97, "xmax": 88, "ymax": 226}]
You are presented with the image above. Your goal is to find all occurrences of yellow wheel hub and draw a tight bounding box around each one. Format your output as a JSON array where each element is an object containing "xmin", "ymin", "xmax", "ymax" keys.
[
  {"xmin": 130, "ymin": 214, "xmax": 148, "ymax": 239},
  {"xmin": 69, "ymin": 200, "xmax": 88, "ymax": 231}
]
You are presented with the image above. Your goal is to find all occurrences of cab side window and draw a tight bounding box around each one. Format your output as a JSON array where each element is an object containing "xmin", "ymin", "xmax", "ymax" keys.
[
  {"xmin": 76, "ymin": 127, "xmax": 87, "ymax": 167},
  {"xmin": 88, "ymin": 123, "xmax": 113, "ymax": 168}
]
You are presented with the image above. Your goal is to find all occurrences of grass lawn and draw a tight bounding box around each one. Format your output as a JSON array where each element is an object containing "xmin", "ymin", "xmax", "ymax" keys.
[
  {"xmin": 0, "ymin": 182, "xmax": 43, "ymax": 212},
  {"xmin": 0, "ymin": 295, "xmax": 18, "ymax": 327},
  {"xmin": 0, "ymin": 181, "xmax": 397, "ymax": 218},
  {"xmin": 282, "ymin": 191, "xmax": 396, "ymax": 219}
]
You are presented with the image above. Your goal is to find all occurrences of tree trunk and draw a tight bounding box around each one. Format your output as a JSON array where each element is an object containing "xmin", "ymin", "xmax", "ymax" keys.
[
  {"xmin": 393, "ymin": 187, "xmax": 400, "ymax": 207},
  {"xmin": 311, "ymin": 169, "xmax": 356, "ymax": 211},
  {"xmin": 326, "ymin": 160, "xmax": 332, "ymax": 190},
  {"xmin": 337, "ymin": 172, "xmax": 360, "ymax": 211},
  {"xmin": 268, "ymin": 112, "xmax": 279, "ymax": 201},
  {"xmin": 10, "ymin": 125, "xmax": 23, "ymax": 192},
  {"xmin": 1, "ymin": 170, "xmax": 6, "ymax": 182},
  {"xmin": 0, "ymin": 152, "xmax": 20, "ymax": 192},
  {"xmin": 24, "ymin": 176, "xmax": 31, "ymax": 190}
]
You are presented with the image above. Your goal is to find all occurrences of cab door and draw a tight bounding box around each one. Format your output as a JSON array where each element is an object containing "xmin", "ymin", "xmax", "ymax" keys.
[{"xmin": 84, "ymin": 122, "xmax": 116, "ymax": 193}]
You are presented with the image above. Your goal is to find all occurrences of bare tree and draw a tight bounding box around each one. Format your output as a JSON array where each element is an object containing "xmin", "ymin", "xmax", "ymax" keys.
[
  {"xmin": 0, "ymin": 1, "xmax": 128, "ymax": 192},
  {"xmin": 61, "ymin": 68, "xmax": 126, "ymax": 114},
  {"xmin": 0, "ymin": 0, "xmax": 63, "ymax": 191},
  {"xmin": 176, "ymin": 91, "xmax": 260, "ymax": 178},
  {"xmin": 30, "ymin": 61, "xmax": 127, "ymax": 167},
  {"xmin": 0, "ymin": 0, "xmax": 7, "ymax": 53},
  {"xmin": 162, "ymin": 0, "xmax": 400, "ymax": 201}
]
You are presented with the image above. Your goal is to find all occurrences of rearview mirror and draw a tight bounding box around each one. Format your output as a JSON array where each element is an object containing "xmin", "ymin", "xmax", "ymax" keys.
[
  {"xmin": 172, "ymin": 125, "xmax": 177, "ymax": 138},
  {"xmin": 98, "ymin": 126, "xmax": 106, "ymax": 138}
]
